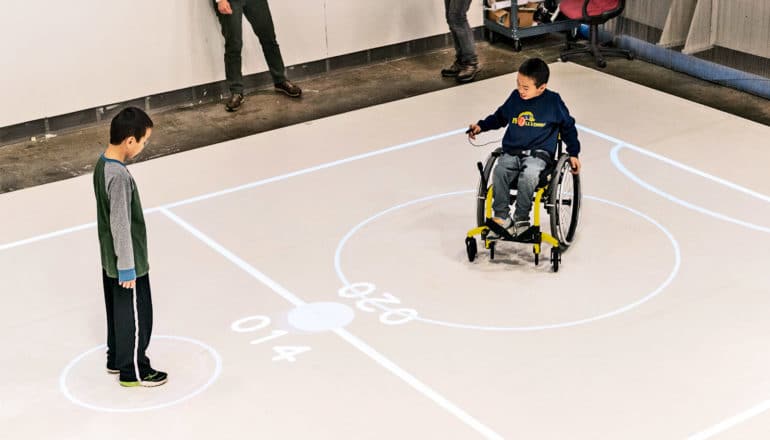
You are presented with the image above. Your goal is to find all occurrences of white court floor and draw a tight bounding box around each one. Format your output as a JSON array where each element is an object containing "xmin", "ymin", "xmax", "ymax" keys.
[{"xmin": 1, "ymin": 63, "xmax": 770, "ymax": 440}]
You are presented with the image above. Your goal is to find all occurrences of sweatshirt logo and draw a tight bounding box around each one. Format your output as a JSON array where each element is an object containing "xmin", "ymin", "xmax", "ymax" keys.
[{"xmin": 515, "ymin": 111, "xmax": 546, "ymax": 128}]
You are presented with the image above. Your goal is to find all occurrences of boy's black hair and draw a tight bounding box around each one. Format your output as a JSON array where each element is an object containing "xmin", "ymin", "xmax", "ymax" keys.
[
  {"xmin": 110, "ymin": 107, "xmax": 154, "ymax": 145},
  {"xmin": 518, "ymin": 58, "xmax": 550, "ymax": 87}
]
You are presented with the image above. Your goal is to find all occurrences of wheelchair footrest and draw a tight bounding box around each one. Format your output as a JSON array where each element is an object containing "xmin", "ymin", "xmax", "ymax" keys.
[
  {"xmin": 484, "ymin": 221, "xmax": 542, "ymax": 244},
  {"xmin": 512, "ymin": 226, "xmax": 541, "ymax": 244},
  {"xmin": 484, "ymin": 219, "xmax": 516, "ymax": 241}
]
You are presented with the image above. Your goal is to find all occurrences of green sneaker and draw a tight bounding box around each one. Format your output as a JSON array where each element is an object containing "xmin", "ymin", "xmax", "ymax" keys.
[{"xmin": 120, "ymin": 370, "xmax": 168, "ymax": 387}]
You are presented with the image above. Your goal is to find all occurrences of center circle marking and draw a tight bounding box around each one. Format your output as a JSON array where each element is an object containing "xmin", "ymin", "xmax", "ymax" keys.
[
  {"xmin": 287, "ymin": 302, "xmax": 356, "ymax": 332},
  {"xmin": 60, "ymin": 335, "xmax": 222, "ymax": 412},
  {"xmin": 334, "ymin": 191, "xmax": 681, "ymax": 331}
]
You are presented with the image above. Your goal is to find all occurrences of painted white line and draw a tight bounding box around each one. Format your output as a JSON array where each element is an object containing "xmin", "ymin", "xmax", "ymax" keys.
[
  {"xmin": 3, "ymin": 124, "xmax": 767, "ymax": 253},
  {"xmin": 575, "ymin": 123, "xmax": 624, "ymax": 144},
  {"xmin": 619, "ymin": 143, "xmax": 770, "ymax": 204},
  {"xmin": 333, "ymin": 328, "xmax": 503, "ymax": 440},
  {"xmin": 335, "ymin": 191, "xmax": 681, "ymax": 332},
  {"xmin": 160, "ymin": 207, "xmax": 502, "ymax": 439},
  {"xmin": 60, "ymin": 335, "xmax": 222, "ymax": 412},
  {"xmin": 0, "ymin": 222, "xmax": 96, "ymax": 251},
  {"xmin": 334, "ymin": 190, "xmax": 472, "ymax": 288},
  {"xmin": 160, "ymin": 208, "xmax": 306, "ymax": 307},
  {"xmin": 687, "ymin": 400, "xmax": 770, "ymax": 440},
  {"xmin": 611, "ymin": 145, "xmax": 770, "ymax": 233},
  {"xmin": 163, "ymin": 128, "xmax": 468, "ymax": 209},
  {"xmin": 0, "ymin": 128, "xmax": 466, "ymax": 251}
]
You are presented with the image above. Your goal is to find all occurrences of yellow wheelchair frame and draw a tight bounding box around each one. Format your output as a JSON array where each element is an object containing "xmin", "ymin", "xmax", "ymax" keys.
[{"xmin": 464, "ymin": 146, "xmax": 581, "ymax": 272}]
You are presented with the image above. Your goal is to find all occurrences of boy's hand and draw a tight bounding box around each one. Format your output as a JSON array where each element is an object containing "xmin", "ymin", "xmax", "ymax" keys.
[
  {"xmin": 569, "ymin": 157, "xmax": 581, "ymax": 175},
  {"xmin": 120, "ymin": 279, "xmax": 136, "ymax": 290},
  {"xmin": 467, "ymin": 124, "xmax": 481, "ymax": 140},
  {"xmin": 218, "ymin": 0, "xmax": 233, "ymax": 15}
]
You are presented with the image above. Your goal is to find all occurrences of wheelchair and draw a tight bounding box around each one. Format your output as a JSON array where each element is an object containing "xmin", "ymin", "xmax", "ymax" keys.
[{"xmin": 464, "ymin": 143, "xmax": 581, "ymax": 272}]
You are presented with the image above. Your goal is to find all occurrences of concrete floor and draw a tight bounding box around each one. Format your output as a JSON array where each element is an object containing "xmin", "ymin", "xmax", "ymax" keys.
[{"xmin": 1, "ymin": 34, "xmax": 768, "ymax": 193}]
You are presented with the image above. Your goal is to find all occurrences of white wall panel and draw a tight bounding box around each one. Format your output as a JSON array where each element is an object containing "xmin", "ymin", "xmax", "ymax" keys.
[
  {"xmin": 0, "ymin": 0, "xmax": 485, "ymax": 127},
  {"xmin": 715, "ymin": 0, "xmax": 770, "ymax": 58},
  {"xmin": 0, "ymin": 1, "xmax": 328, "ymax": 127},
  {"xmin": 325, "ymin": 0, "xmax": 483, "ymax": 57}
]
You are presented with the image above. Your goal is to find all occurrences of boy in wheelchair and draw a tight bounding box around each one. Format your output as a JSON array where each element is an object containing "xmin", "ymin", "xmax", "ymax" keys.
[{"xmin": 468, "ymin": 58, "xmax": 581, "ymax": 238}]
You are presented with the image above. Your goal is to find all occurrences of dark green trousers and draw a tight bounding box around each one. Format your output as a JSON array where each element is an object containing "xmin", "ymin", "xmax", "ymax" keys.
[{"xmin": 215, "ymin": 0, "xmax": 287, "ymax": 94}]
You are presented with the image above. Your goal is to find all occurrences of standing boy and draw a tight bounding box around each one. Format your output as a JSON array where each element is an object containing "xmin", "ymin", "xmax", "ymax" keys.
[{"xmin": 93, "ymin": 107, "xmax": 167, "ymax": 387}]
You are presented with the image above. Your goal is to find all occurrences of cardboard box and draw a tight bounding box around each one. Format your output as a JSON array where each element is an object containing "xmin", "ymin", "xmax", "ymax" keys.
[
  {"xmin": 518, "ymin": 2, "xmax": 542, "ymax": 28},
  {"xmin": 487, "ymin": 1, "xmax": 539, "ymax": 28},
  {"xmin": 487, "ymin": 8, "xmax": 511, "ymax": 28}
]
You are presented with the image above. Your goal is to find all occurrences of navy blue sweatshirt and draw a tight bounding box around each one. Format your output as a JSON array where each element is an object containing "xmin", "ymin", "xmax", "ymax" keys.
[{"xmin": 477, "ymin": 89, "xmax": 580, "ymax": 157}]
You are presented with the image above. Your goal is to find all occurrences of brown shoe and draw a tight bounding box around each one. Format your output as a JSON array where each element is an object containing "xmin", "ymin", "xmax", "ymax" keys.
[
  {"xmin": 225, "ymin": 93, "xmax": 244, "ymax": 112},
  {"xmin": 457, "ymin": 63, "xmax": 481, "ymax": 83},
  {"xmin": 274, "ymin": 80, "xmax": 302, "ymax": 98}
]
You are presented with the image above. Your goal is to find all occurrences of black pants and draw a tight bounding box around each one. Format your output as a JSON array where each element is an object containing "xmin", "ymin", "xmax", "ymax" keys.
[
  {"xmin": 215, "ymin": 0, "xmax": 287, "ymax": 93},
  {"xmin": 103, "ymin": 271, "xmax": 153, "ymax": 382}
]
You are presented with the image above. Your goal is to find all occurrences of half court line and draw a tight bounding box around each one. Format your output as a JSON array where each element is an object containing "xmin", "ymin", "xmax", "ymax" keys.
[
  {"xmin": 687, "ymin": 399, "xmax": 770, "ymax": 440},
  {"xmin": 160, "ymin": 207, "xmax": 504, "ymax": 440}
]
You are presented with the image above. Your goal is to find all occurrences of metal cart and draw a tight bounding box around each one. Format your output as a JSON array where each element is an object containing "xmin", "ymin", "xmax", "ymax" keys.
[{"xmin": 483, "ymin": 0, "xmax": 578, "ymax": 51}]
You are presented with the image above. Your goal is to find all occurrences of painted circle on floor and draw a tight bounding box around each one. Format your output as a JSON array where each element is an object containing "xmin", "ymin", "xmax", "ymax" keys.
[
  {"xmin": 334, "ymin": 191, "xmax": 680, "ymax": 331},
  {"xmin": 287, "ymin": 302, "xmax": 356, "ymax": 332},
  {"xmin": 60, "ymin": 335, "xmax": 222, "ymax": 412}
]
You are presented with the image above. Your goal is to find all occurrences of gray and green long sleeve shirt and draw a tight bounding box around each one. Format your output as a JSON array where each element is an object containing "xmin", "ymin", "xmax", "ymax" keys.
[{"xmin": 93, "ymin": 154, "xmax": 149, "ymax": 282}]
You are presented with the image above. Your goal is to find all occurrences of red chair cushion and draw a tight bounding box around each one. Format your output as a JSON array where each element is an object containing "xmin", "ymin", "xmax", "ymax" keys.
[{"xmin": 560, "ymin": 0, "xmax": 620, "ymax": 19}]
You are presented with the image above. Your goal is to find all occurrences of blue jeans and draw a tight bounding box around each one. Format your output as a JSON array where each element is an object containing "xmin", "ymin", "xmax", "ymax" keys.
[
  {"xmin": 492, "ymin": 154, "xmax": 547, "ymax": 222},
  {"xmin": 444, "ymin": 0, "xmax": 478, "ymax": 65}
]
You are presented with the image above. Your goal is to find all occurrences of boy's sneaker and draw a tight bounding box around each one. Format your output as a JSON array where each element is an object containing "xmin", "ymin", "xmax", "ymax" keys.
[
  {"xmin": 120, "ymin": 370, "xmax": 168, "ymax": 388},
  {"xmin": 487, "ymin": 217, "xmax": 514, "ymax": 239},
  {"xmin": 225, "ymin": 93, "xmax": 244, "ymax": 112},
  {"xmin": 106, "ymin": 366, "xmax": 119, "ymax": 374},
  {"xmin": 441, "ymin": 61, "xmax": 462, "ymax": 77},
  {"xmin": 274, "ymin": 80, "xmax": 302, "ymax": 98},
  {"xmin": 457, "ymin": 63, "xmax": 481, "ymax": 83}
]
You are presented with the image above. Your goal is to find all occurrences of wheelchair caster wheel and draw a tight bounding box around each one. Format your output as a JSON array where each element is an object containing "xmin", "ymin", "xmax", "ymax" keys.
[
  {"xmin": 551, "ymin": 248, "xmax": 561, "ymax": 272},
  {"xmin": 489, "ymin": 241, "xmax": 496, "ymax": 260},
  {"xmin": 465, "ymin": 237, "xmax": 477, "ymax": 262}
]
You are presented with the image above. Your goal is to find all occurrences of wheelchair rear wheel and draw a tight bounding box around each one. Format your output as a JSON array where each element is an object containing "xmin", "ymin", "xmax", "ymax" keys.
[
  {"xmin": 475, "ymin": 150, "xmax": 500, "ymax": 227},
  {"xmin": 547, "ymin": 155, "xmax": 581, "ymax": 249}
]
